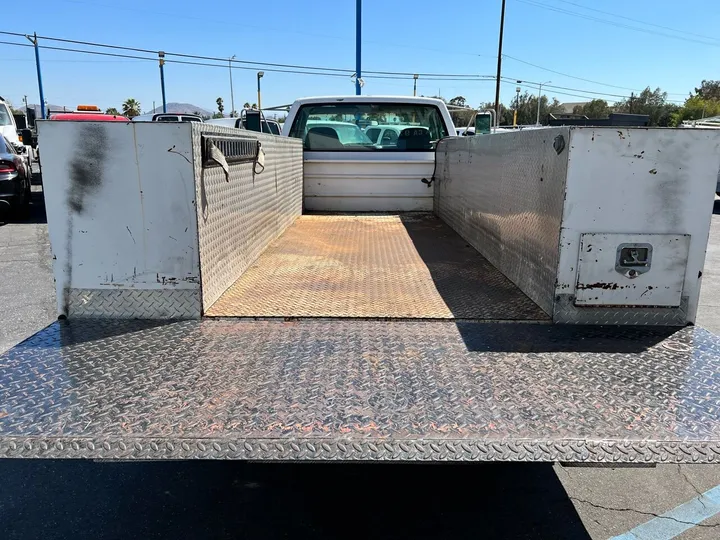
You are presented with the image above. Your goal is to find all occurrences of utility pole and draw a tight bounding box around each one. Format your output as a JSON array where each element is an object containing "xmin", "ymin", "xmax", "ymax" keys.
[
  {"xmin": 413, "ymin": 74, "xmax": 418, "ymax": 97},
  {"xmin": 494, "ymin": 0, "xmax": 507, "ymax": 126},
  {"xmin": 513, "ymin": 84, "xmax": 521, "ymax": 126},
  {"xmin": 229, "ymin": 55, "xmax": 236, "ymax": 117},
  {"xmin": 158, "ymin": 51, "xmax": 167, "ymax": 113},
  {"xmin": 257, "ymin": 71, "xmax": 264, "ymax": 111},
  {"xmin": 536, "ymin": 80, "xmax": 551, "ymax": 125},
  {"xmin": 25, "ymin": 33, "xmax": 46, "ymax": 119},
  {"xmin": 355, "ymin": 0, "xmax": 362, "ymax": 95},
  {"xmin": 629, "ymin": 92, "xmax": 635, "ymax": 114}
]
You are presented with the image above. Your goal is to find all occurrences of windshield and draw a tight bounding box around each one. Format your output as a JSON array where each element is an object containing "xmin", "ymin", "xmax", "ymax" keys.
[
  {"xmin": 289, "ymin": 102, "xmax": 448, "ymax": 151},
  {"xmin": 0, "ymin": 104, "xmax": 12, "ymax": 126}
]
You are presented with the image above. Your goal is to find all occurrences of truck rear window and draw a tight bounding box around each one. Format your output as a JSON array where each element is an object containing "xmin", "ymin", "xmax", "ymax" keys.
[{"xmin": 289, "ymin": 103, "xmax": 448, "ymax": 151}]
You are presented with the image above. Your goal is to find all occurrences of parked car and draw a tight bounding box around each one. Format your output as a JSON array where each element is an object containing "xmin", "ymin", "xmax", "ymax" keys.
[
  {"xmin": 206, "ymin": 116, "xmax": 281, "ymax": 135},
  {"xmin": 0, "ymin": 135, "xmax": 31, "ymax": 216},
  {"xmin": 1, "ymin": 96, "xmax": 32, "ymax": 168},
  {"xmin": 364, "ymin": 124, "xmax": 432, "ymax": 147},
  {"xmin": 131, "ymin": 113, "xmax": 203, "ymax": 123}
]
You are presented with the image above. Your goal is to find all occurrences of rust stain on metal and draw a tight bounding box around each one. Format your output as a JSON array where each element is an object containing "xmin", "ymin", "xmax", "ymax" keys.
[{"xmin": 205, "ymin": 214, "xmax": 547, "ymax": 320}]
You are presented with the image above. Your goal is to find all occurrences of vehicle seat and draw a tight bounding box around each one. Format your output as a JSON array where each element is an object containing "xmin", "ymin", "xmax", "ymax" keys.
[
  {"xmin": 305, "ymin": 127, "xmax": 344, "ymax": 150},
  {"xmin": 396, "ymin": 128, "xmax": 432, "ymax": 150}
]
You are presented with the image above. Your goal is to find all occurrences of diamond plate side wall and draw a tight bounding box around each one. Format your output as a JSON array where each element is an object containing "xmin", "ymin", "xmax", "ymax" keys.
[
  {"xmin": 67, "ymin": 289, "xmax": 201, "ymax": 319},
  {"xmin": 553, "ymin": 295, "xmax": 689, "ymax": 325},
  {"xmin": 191, "ymin": 125, "xmax": 304, "ymax": 310},
  {"xmin": 434, "ymin": 129, "xmax": 570, "ymax": 315}
]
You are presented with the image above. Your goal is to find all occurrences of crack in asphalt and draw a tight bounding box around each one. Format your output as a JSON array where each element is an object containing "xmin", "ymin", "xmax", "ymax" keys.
[
  {"xmin": 571, "ymin": 497, "xmax": 720, "ymax": 529},
  {"xmin": 677, "ymin": 464, "xmax": 708, "ymax": 511}
]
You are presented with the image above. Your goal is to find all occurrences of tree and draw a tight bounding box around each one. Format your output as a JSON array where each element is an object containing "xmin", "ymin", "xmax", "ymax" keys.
[
  {"xmin": 243, "ymin": 102, "xmax": 251, "ymax": 109},
  {"xmin": 670, "ymin": 95, "xmax": 720, "ymax": 126},
  {"xmin": 695, "ymin": 80, "xmax": 720, "ymax": 101},
  {"xmin": 448, "ymin": 95, "xmax": 473, "ymax": 127},
  {"xmin": 216, "ymin": 97, "xmax": 224, "ymax": 115},
  {"xmin": 572, "ymin": 99, "xmax": 611, "ymax": 119},
  {"xmin": 614, "ymin": 87, "xmax": 679, "ymax": 126},
  {"xmin": 212, "ymin": 112, "xmax": 224, "ymax": 119},
  {"xmin": 105, "ymin": 107, "xmax": 121, "ymax": 116},
  {"xmin": 121, "ymin": 98, "xmax": 141, "ymax": 118}
]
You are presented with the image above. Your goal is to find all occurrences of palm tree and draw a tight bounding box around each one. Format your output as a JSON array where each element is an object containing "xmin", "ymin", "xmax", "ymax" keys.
[
  {"xmin": 122, "ymin": 98, "xmax": 141, "ymax": 118},
  {"xmin": 106, "ymin": 107, "xmax": 121, "ymax": 116},
  {"xmin": 243, "ymin": 102, "xmax": 251, "ymax": 109}
]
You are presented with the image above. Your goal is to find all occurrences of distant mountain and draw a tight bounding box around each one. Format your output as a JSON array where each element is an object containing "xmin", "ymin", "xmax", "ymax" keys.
[{"xmin": 150, "ymin": 103, "xmax": 214, "ymax": 117}]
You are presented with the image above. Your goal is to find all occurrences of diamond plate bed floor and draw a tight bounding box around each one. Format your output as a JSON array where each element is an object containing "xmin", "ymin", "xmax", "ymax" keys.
[
  {"xmin": 205, "ymin": 214, "xmax": 548, "ymax": 320},
  {"xmin": 2, "ymin": 319, "xmax": 719, "ymax": 462}
]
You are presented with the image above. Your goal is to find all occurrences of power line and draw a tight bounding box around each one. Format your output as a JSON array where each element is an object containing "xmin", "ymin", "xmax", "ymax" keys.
[
  {"xmin": 503, "ymin": 54, "xmax": 687, "ymax": 97},
  {"xmin": 504, "ymin": 54, "xmax": 641, "ymax": 92},
  {"xmin": 58, "ymin": 0, "xmax": 498, "ymax": 59},
  {"xmin": 0, "ymin": 31, "xmax": 497, "ymax": 79},
  {"xmin": 0, "ymin": 38, "xmax": 491, "ymax": 82},
  {"xmin": 547, "ymin": 0, "xmax": 719, "ymax": 43},
  {"xmin": 0, "ymin": 32, "xmax": 685, "ymax": 103},
  {"xmin": 515, "ymin": 0, "xmax": 720, "ymax": 48},
  {"xmin": 505, "ymin": 77, "xmax": 685, "ymax": 104},
  {"xmin": 0, "ymin": 39, "xmax": 350, "ymax": 77}
]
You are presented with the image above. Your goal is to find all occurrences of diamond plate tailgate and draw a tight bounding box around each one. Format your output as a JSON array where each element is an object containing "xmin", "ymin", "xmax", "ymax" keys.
[{"xmin": 1, "ymin": 319, "xmax": 719, "ymax": 463}]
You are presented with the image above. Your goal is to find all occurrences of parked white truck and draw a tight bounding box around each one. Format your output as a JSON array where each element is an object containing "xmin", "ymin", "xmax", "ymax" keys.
[{"xmin": 2, "ymin": 95, "xmax": 720, "ymax": 463}]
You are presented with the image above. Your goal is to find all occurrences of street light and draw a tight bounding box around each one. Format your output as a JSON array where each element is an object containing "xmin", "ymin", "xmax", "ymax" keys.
[
  {"xmin": 229, "ymin": 55, "xmax": 236, "ymax": 117},
  {"xmin": 536, "ymin": 80, "xmax": 551, "ymax": 125},
  {"xmin": 513, "ymin": 81, "xmax": 522, "ymax": 127},
  {"xmin": 257, "ymin": 71, "xmax": 264, "ymax": 111}
]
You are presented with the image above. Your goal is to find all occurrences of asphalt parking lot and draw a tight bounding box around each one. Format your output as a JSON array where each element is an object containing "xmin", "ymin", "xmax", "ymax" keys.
[{"xmin": 1, "ymin": 189, "xmax": 719, "ymax": 539}]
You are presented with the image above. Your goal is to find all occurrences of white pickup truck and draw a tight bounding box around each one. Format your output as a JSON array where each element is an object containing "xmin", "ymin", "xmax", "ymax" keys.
[
  {"xmin": 2, "ymin": 95, "xmax": 720, "ymax": 464},
  {"xmin": 283, "ymin": 96, "xmax": 455, "ymax": 211}
]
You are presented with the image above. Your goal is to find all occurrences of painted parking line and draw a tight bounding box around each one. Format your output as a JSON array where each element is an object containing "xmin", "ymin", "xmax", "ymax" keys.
[{"xmin": 610, "ymin": 484, "xmax": 720, "ymax": 540}]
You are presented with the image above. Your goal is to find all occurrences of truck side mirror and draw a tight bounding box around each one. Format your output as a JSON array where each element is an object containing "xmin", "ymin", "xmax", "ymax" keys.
[
  {"xmin": 20, "ymin": 129, "xmax": 34, "ymax": 148},
  {"xmin": 244, "ymin": 110, "xmax": 262, "ymax": 132},
  {"xmin": 475, "ymin": 113, "xmax": 492, "ymax": 135},
  {"xmin": 26, "ymin": 108, "xmax": 36, "ymax": 128}
]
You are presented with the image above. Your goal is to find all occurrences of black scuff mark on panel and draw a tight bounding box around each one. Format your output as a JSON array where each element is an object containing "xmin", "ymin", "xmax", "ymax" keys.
[
  {"xmin": 62, "ymin": 123, "xmax": 109, "ymax": 317},
  {"xmin": 577, "ymin": 282, "xmax": 620, "ymax": 291},
  {"xmin": 68, "ymin": 124, "xmax": 107, "ymax": 213}
]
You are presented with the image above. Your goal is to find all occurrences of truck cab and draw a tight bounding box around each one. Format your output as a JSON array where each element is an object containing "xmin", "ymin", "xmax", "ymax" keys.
[{"xmin": 283, "ymin": 96, "xmax": 455, "ymax": 211}]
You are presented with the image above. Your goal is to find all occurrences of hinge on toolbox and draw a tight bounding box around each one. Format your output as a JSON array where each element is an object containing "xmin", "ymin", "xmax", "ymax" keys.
[{"xmin": 202, "ymin": 135, "xmax": 260, "ymax": 167}]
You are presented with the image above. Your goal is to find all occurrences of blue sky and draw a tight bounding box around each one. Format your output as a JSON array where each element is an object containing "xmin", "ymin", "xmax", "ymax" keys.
[{"xmin": 1, "ymin": 0, "xmax": 717, "ymax": 113}]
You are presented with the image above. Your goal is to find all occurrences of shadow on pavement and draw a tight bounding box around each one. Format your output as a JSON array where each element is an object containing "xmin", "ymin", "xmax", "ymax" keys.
[
  {"xmin": 714, "ymin": 199, "xmax": 720, "ymax": 215},
  {"xmin": 0, "ymin": 461, "xmax": 590, "ymax": 539},
  {"xmin": 0, "ymin": 190, "xmax": 47, "ymax": 227}
]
